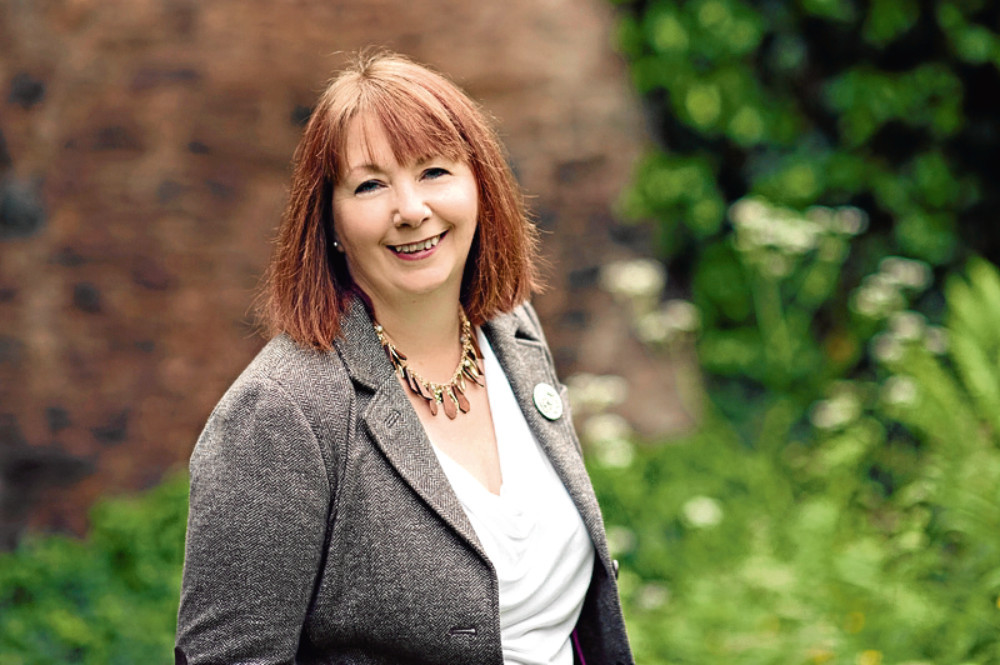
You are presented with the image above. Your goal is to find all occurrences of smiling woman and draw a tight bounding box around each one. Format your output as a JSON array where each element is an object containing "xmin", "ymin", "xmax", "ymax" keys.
[
  {"xmin": 175, "ymin": 50, "xmax": 634, "ymax": 665},
  {"xmin": 263, "ymin": 51, "xmax": 538, "ymax": 350}
]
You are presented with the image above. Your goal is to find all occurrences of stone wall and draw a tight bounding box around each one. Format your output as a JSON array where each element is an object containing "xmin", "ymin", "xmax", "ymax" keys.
[{"xmin": 0, "ymin": 0, "xmax": 692, "ymax": 545}]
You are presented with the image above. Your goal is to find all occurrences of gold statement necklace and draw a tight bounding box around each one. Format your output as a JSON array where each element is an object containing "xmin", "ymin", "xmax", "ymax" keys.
[{"xmin": 373, "ymin": 309, "xmax": 484, "ymax": 419}]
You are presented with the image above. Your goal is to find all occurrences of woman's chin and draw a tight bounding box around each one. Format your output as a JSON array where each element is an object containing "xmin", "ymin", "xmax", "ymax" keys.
[{"xmin": 365, "ymin": 277, "xmax": 464, "ymax": 310}]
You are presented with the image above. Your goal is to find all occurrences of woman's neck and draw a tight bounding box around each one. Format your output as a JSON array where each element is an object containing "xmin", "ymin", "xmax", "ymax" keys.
[{"xmin": 368, "ymin": 293, "xmax": 466, "ymax": 383}]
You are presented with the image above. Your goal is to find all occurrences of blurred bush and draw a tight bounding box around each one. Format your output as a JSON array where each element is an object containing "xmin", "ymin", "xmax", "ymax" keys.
[
  {"xmin": 612, "ymin": 0, "xmax": 999, "ymax": 424},
  {"xmin": 0, "ymin": 475, "xmax": 187, "ymax": 664},
  {"xmin": 588, "ymin": 257, "xmax": 1000, "ymax": 662},
  {"xmin": 589, "ymin": 1, "xmax": 1000, "ymax": 661}
]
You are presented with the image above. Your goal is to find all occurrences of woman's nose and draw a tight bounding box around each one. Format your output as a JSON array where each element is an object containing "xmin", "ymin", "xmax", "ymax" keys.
[{"xmin": 393, "ymin": 184, "xmax": 431, "ymax": 227}]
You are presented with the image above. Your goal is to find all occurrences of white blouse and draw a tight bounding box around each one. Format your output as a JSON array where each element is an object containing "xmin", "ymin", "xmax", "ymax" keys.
[{"xmin": 430, "ymin": 331, "xmax": 595, "ymax": 665}]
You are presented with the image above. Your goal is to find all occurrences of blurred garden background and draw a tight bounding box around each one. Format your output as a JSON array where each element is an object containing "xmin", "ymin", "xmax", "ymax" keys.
[{"xmin": 3, "ymin": 0, "xmax": 1000, "ymax": 663}]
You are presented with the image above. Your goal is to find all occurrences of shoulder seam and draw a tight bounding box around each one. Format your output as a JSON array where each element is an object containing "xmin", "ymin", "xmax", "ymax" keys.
[{"xmin": 259, "ymin": 374, "xmax": 333, "ymax": 498}]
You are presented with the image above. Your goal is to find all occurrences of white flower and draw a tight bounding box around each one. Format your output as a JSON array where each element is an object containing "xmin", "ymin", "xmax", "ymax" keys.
[
  {"xmin": 888, "ymin": 311, "xmax": 926, "ymax": 342},
  {"xmin": 780, "ymin": 223, "xmax": 821, "ymax": 254},
  {"xmin": 634, "ymin": 582, "xmax": 670, "ymax": 610},
  {"xmin": 809, "ymin": 390, "xmax": 862, "ymax": 430},
  {"xmin": 806, "ymin": 205, "xmax": 834, "ymax": 227},
  {"xmin": 851, "ymin": 275, "xmax": 905, "ymax": 318},
  {"xmin": 682, "ymin": 495, "xmax": 723, "ymax": 528},
  {"xmin": 635, "ymin": 310, "xmax": 671, "ymax": 345},
  {"xmin": 731, "ymin": 196, "xmax": 825, "ymax": 258},
  {"xmin": 729, "ymin": 197, "xmax": 768, "ymax": 227},
  {"xmin": 808, "ymin": 402, "xmax": 837, "ymax": 430},
  {"xmin": 662, "ymin": 299, "xmax": 701, "ymax": 332},
  {"xmin": 806, "ymin": 205, "xmax": 867, "ymax": 236},
  {"xmin": 871, "ymin": 332, "xmax": 905, "ymax": 364},
  {"xmin": 566, "ymin": 374, "xmax": 629, "ymax": 413},
  {"xmin": 732, "ymin": 198, "xmax": 864, "ymax": 266},
  {"xmin": 605, "ymin": 525, "xmax": 637, "ymax": 556},
  {"xmin": 599, "ymin": 259, "xmax": 667, "ymax": 302},
  {"xmin": 584, "ymin": 413, "xmax": 631, "ymax": 442},
  {"xmin": 595, "ymin": 438, "xmax": 636, "ymax": 468},
  {"xmin": 635, "ymin": 299, "xmax": 701, "ymax": 344},
  {"xmin": 882, "ymin": 376, "xmax": 918, "ymax": 408},
  {"xmin": 583, "ymin": 414, "xmax": 635, "ymax": 468},
  {"xmin": 833, "ymin": 207, "xmax": 868, "ymax": 235},
  {"xmin": 879, "ymin": 256, "xmax": 932, "ymax": 291}
]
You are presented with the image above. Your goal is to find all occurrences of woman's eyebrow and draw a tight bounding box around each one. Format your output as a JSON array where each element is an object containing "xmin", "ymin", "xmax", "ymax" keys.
[
  {"xmin": 345, "ymin": 162, "xmax": 384, "ymax": 176},
  {"xmin": 415, "ymin": 153, "xmax": 460, "ymax": 166}
]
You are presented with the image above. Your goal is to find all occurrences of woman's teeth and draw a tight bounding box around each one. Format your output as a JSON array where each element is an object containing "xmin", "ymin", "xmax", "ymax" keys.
[{"xmin": 393, "ymin": 234, "xmax": 441, "ymax": 254}]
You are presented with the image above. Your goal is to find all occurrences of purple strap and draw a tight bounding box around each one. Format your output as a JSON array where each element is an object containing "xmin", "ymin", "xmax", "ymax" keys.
[{"xmin": 571, "ymin": 628, "xmax": 587, "ymax": 665}]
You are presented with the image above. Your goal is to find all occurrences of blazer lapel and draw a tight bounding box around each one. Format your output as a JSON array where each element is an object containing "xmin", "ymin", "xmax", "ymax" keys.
[
  {"xmin": 334, "ymin": 299, "xmax": 488, "ymax": 561},
  {"xmin": 334, "ymin": 298, "xmax": 612, "ymax": 578},
  {"xmin": 483, "ymin": 309, "xmax": 614, "ymax": 576}
]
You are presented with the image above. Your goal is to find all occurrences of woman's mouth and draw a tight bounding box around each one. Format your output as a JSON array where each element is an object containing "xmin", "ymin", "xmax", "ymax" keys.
[{"xmin": 389, "ymin": 231, "xmax": 445, "ymax": 256}]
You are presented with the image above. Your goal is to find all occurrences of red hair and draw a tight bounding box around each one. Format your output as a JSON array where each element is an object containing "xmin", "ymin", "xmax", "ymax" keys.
[{"xmin": 260, "ymin": 50, "xmax": 541, "ymax": 349}]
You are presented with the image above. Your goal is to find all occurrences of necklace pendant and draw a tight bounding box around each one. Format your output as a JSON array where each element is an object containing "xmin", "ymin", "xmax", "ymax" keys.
[
  {"xmin": 416, "ymin": 380, "xmax": 434, "ymax": 401},
  {"xmin": 375, "ymin": 308, "xmax": 481, "ymax": 418},
  {"xmin": 455, "ymin": 387, "xmax": 471, "ymax": 414},
  {"xmin": 442, "ymin": 391, "xmax": 458, "ymax": 419},
  {"xmin": 404, "ymin": 369, "xmax": 421, "ymax": 397}
]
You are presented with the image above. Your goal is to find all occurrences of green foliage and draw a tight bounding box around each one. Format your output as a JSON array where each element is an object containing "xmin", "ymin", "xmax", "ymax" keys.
[
  {"xmin": 614, "ymin": 0, "xmax": 1000, "ymax": 418},
  {"xmin": 607, "ymin": 5, "xmax": 1000, "ymax": 656},
  {"xmin": 0, "ymin": 474, "xmax": 188, "ymax": 664},
  {"xmin": 590, "ymin": 258, "xmax": 1000, "ymax": 663}
]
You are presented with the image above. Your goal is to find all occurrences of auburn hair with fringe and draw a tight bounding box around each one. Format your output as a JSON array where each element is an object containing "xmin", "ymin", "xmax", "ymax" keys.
[{"xmin": 260, "ymin": 51, "xmax": 541, "ymax": 350}]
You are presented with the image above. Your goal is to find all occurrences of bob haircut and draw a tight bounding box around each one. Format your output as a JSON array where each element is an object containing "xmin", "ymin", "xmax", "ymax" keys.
[{"xmin": 261, "ymin": 50, "xmax": 541, "ymax": 350}]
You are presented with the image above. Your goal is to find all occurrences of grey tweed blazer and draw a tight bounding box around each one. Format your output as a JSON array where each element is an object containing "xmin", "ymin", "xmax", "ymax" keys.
[{"xmin": 175, "ymin": 299, "xmax": 634, "ymax": 665}]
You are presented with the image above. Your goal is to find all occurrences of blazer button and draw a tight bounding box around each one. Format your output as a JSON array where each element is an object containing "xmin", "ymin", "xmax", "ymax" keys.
[{"xmin": 612, "ymin": 559, "xmax": 620, "ymax": 579}]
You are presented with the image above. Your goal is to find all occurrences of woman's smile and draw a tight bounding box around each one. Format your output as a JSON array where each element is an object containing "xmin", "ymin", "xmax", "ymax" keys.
[{"xmin": 388, "ymin": 230, "xmax": 448, "ymax": 258}]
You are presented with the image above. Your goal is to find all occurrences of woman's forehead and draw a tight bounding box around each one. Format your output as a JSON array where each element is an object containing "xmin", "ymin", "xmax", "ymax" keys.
[
  {"xmin": 340, "ymin": 116, "xmax": 395, "ymax": 169},
  {"xmin": 336, "ymin": 110, "xmax": 466, "ymax": 175}
]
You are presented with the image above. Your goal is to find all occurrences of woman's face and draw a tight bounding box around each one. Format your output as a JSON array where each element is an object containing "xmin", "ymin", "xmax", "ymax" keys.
[{"xmin": 332, "ymin": 116, "xmax": 479, "ymax": 315}]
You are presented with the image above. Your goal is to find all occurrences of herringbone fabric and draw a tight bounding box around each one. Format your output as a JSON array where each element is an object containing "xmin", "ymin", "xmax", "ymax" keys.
[{"xmin": 176, "ymin": 298, "xmax": 634, "ymax": 665}]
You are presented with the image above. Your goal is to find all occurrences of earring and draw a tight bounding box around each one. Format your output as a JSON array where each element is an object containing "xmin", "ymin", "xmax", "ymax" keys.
[{"xmin": 332, "ymin": 240, "xmax": 340, "ymax": 249}]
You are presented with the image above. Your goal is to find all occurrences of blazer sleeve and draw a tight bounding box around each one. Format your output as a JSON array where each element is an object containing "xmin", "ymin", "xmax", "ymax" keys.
[{"xmin": 176, "ymin": 375, "xmax": 332, "ymax": 665}]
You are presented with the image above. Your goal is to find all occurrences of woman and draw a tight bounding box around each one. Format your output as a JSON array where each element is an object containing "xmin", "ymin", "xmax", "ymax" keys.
[{"xmin": 176, "ymin": 51, "xmax": 634, "ymax": 665}]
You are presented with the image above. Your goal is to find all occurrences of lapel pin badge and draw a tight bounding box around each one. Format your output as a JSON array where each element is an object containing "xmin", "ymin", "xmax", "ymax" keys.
[{"xmin": 533, "ymin": 382, "xmax": 563, "ymax": 421}]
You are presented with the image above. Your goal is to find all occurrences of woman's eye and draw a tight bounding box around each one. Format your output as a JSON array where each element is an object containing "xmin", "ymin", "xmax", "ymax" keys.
[
  {"xmin": 423, "ymin": 167, "xmax": 450, "ymax": 180},
  {"xmin": 354, "ymin": 180, "xmax": 382, "ymax": 195}
]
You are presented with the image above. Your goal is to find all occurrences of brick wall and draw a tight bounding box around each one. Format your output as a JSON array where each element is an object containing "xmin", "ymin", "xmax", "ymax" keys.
[{"xmin": 0, "ymin": 0, "xmax": 691, "ymax": 544}]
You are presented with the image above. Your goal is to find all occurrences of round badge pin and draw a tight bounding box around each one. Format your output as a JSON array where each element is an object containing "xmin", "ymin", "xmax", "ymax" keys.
[{"xmin": 533, "ymin": 382, "xmax": 563, "ymax": 421}]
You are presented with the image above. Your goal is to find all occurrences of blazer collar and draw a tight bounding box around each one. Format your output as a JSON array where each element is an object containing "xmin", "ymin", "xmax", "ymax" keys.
[
  {"xmin": 334, "ymin": 299, "xmax": 487, "ymax": 560},
  {"xmin": 333, "ymin": 297, "xmax": 612, "ymax": 574}
]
